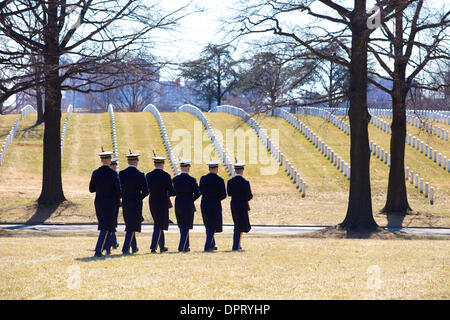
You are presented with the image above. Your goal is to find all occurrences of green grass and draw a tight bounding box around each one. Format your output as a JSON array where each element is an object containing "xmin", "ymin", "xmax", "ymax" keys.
[
  {"xmin": 301, "ymin": 114, "xmax": 450, "ymax": 220},
  {"xmin": 114, "ymin": 112, "xmax": 168, "ymax": 175},
  {"xmin": 0, "ymin": 112, "xmax": 448, "ymax": 227},
  {"xmin": 378, "ymin": 116, "xmax": 450, "ymax": 157},
  {"xmin": 0, "ymin": 231, "xmax": 448, "ymax": 299},
  {"xmin": 206, "ymin": 112, "xmax": 321, "ymax": 225},
  {"xmin": 0, "ymin": 114, "xmax": 20, "ymax": 138},
  {"xmin": 161, "ymin": 112, "xmax": 226, "ymax": 179}
]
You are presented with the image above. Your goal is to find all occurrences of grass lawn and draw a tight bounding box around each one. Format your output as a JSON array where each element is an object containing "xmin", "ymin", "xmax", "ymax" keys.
[
  {"xmin": 114, "ymin": 112, "xmax": 168, "ymax": 175},
  {"xmin": 0, "ymin": 112, "xmax": 448, "ymax": 228},
  {"xmin": 0, "ymin": 112, "xmax": 111, "ymax": 223},
  {"xmin": 206, "ymin": 112, "xmax": 307, "ymax": 225},
  {"xmin": 0, "ymin": 230, "xmax": 448, "ymax": 299},
  {"xmin": 378, "ymin": 116, "xmax": 450, "ymax": 160},
  {"xmin": 295, "ymin": 114, "xmax": 450, "ymax": 226},
  {"xmin": 0, "ymin": 114, "xmax": 20, "ymax": 139}
]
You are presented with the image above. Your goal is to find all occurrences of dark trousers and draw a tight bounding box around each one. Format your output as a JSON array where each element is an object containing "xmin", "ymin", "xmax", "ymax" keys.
[
  {"xmin": 122, "ymin": 231, "xmax": 137, "ymax": 253},
  {"xmin": 111, "ymin": 232, "xmax": 118, "ymax": 248},
  {"xmin": 150, "ymin": 227, "xmax": 165, "ymax": 250},
  {"xmin": 204, "ymin": 229, "xmax": 216, "ymax": 251},
  {"xmin": 178, "ymin": 228, "xmax": 190, "ymax": 252},
  {"xmin": 95, "ymin": 230, "xmax": 111, "ymax": 254},
  {"xmin": 232, "ymin": 230, "xmax": 242, "ymax": 251}
]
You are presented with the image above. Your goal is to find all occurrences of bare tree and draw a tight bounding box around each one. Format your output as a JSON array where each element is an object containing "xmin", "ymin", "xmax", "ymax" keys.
[
  {"xmin": 0, "ymin": 0, "xmax": 188, "ymax": 205},
  {"xmin": 233, "ymin": 0, "xmax": 405, "ymax": 232},
  {"xmin": 237, "ymin": 42, "xmax": 317, "ymax": 113},
  {"xmin": 368, "ymin": 0, "xmax": 450, "ymax": 215}
]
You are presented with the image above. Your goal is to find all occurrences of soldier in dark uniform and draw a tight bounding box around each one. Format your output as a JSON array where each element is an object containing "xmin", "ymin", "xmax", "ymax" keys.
[
  {"xmin": 108, "ymin": 157, "xmax": 120, "ymax": 253},
  {"xmin": 119, "ymin": 151, "xmax": 149, "ymax": 255},
  {"xmin": 89, "ymin": 150, "xmax": 121, "ymax": 257},
  {"xmin": 146, "ymin": 156, "xmax": 175, "ymax": 253},
  {"xmin": 227, "ymin": 163, "xmax": 253, "ymax": 251},
  {"xmin": 199, "ymin": 161, "xmax": 227, "ymax": 252},
  {"xmin": 173, "ymin": 160, "xmax": 201, "ymax": 252}
]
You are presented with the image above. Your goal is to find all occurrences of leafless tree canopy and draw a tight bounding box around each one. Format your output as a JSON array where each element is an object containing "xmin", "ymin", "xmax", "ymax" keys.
[{"xmin": 0, "ymin": 0, "xmax": 188, "ymax": 111}]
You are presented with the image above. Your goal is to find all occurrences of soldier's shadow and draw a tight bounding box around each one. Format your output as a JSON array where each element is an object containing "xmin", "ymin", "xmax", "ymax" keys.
[{"xmin": 75, "ymin": 252, "xmax": 131, "ymax": 262}]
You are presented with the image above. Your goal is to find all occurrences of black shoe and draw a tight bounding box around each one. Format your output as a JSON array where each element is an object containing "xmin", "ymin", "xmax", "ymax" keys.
[
  {"xmin": 132, "ymin": 248, "xmax": 139, "ymax": 254},
  {"xmin": 122, "ymin": 251, "xmax": 131, "ymax": 255},
  {"xmin": 212, "ymin": 246, "xmax": 218, "ymax": 250},
  {"xmin": 150, "ymin": 249, "xmax": 157, "ymax": 253},
  {"xmin": 112, "ymin": 243, "xmax": 119, "ymax": 249},
  {"xmin": 183, "ymin": 248, "xmax": 190, "ymax": 252},
  {"xmin": 105, "ymin": 249, "xmax": 111, "ymax": 255},
  {"xmin": 94, "ymin": 252, "xmax": 103, "ymax": 257},
  {"xmin": 160, "ymin": 247, "xmax": 168, "ymax": 253}
]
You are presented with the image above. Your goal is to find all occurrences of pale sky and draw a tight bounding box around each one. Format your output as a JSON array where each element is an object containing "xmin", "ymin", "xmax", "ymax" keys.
[{"xmin": 156, "ymin": 0, "xmax": 240, "ymax": 79}]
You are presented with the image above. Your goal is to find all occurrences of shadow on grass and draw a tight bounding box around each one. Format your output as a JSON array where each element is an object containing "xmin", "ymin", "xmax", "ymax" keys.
[
  {"xmin": 289, "ymin": 226, "xmax": 446, "ymax": 240},
  {"xmin": 75, "ymin": 253, "xmax": 128, "ymax": 262},
  {"xmin": 378, "ymin": 210, "xmax": 445, "ymax": 228},
  {"xmin": 24, "ymin": 200, "xmax": 78, "ymax": 224},
  {"xmin": 386, "ymin": 214, "xmax": 406, "ymax": 228},
  {"xmin": 75, "ymin": 248, "xmax": 247, "ymax": 262}
]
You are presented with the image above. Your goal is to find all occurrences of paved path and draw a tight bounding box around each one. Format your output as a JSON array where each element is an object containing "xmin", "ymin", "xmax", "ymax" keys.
[{"xmin": 1, "ymin": 223, "xmax": 450, "ymax": 236}]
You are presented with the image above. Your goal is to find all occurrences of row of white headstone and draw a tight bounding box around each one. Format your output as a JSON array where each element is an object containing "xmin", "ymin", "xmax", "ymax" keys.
[
  {"xmin": 60, "ymin": 104, "xmax": 74, "ymax": 156},
  {"xmin": 366, "ymin": 114, "xmax": 449, "ymax": 172},
  {"xmin": 20, "ymin": 105, "xmax": 37, "ymax": 120},
  {"xmin": 368, "ymin": 108, "xmax": 449, "ymax": 141},
  {"xmin": 0, "ymin": 118, "xmax": 19, "ymax": 166},
  {"xmin": 405, "ymin": 133, "xmax": 450, "ymax": 172},
  {"xmin": 108, "ymin": 104, "xmax": 119, "ymax": 170},
  {"xmin": 0, "ymin": 105, "xmax": 37, "ymax": 166},
  {"xmin": 214, "ymin": 105, "xmax": 307, "ymax": 197},
  {"xmin": 301, "ymin": 107, "xmax": 436, "ymax": 203},
  {"xmin": 142, "ymin": 104, "xmax": 179, "ymax": 175},
  {"xmin": 177, "ymin": 104, "xmax": 235, "ymax": 176},
  {"xmin": 300, "ymin": 107, "xmax": 350, "ymax": 135},
  {"xmin": 368, "ymin": 108, "xmax": 450, "ymax": 126},
  {"xmin": 275, "ymin": 108, "xmax": 351, "ymax": 185},
  {"xmin": 404, "ymin": 166, "xmax": 435, "ymax": 204}
]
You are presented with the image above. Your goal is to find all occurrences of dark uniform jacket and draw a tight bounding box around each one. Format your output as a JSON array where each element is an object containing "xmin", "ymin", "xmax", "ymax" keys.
[
  {"xmin": 146, "ymin": 168, "xmax": 175, "ymax": 230},
  {"xmin": 119, "ymin": 166, "xmax": 149, "ymax": 232},
  {"xmin": 173, "ymin": 172, "xmax": 201, "ymax": 230},
  {"xmin": 227, "ymin": 175, "xmax": 253, "ymax": 233},
  {"xmin": 89, "ymin": 165, "xmax": 122, "ymax": 231},
  {"xmin": 199, "ymin": 172, "xmax": 227, "ymax": 233},
  {"xmin": 113, "ymin": 170, "xmax": 120, "ymax": 229}
]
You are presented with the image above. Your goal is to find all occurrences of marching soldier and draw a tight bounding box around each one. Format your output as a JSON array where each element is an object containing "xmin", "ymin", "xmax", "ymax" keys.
[
  {"xmin": 146, "ymin": 155, "xmax": 175, "ymax": 253},
  {"xmin": 199, "ymin": 161, "xmax": 227, "ymax": 252},
  {"xmin": 119, "ymin": 150, "xmax": 149, "ymax": 255},
  {"xmin": 173, "ymin": 160, "xmax": 201, "ymax": 252},
  {"xmin": 227, "ymin": 163, "xmax": 253, "ymax": 251},
  {"xmin": 89, "ymin": 149, "xmax": 121, "ymax": 257},
  {"xmin": 108, "ymin": 157, "xmax": 120, "ymax": 252}
]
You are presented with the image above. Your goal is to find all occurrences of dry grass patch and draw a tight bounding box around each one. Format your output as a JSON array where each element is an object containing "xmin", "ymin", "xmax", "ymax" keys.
[
  {"xmin": 0, "ymin": 231, "xmax": 448, "ymax": 299},
  {"xmin": 296, "ymin": 114, "xmax": 450, "ymax": 225}
]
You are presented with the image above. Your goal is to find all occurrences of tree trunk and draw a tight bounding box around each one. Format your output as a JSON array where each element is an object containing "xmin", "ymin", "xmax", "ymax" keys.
[
  {"xmin": 339, "ymin": 0, "xmax": 378, "ymax": 232},
  {"xmin": 381, "ymin": 4, "xmax": 411, "ymax": 215},
  {"xmin": 35, "ymin": 82, "xmax": 44, "ymax": 125},
  {"xmin": 38, "ymin": 1, "xmax": 66, "ymax": 205},
  {"xmin": 382, "ymin": 90, "xmax": 411, "ymax": 214}
]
